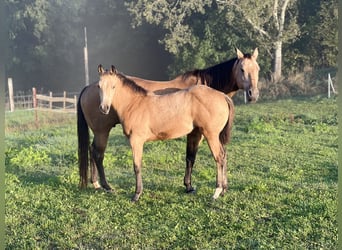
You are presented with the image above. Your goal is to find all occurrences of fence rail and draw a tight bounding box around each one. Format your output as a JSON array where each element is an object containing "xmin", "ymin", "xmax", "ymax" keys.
[
  {"xmin": 6, "ymin": 85, "xmax": 78, "ymax": 113},
  {"xmin": 32, "ymin": 88, "xmax": 78, "ymax": 113}
]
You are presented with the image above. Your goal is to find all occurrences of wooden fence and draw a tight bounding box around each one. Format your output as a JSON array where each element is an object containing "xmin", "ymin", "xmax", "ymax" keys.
[
  {"xmin": 32, "ymin": 88, "xmax": 78, "ymax": 113},
  {"xmin": 6, "ymin": 85, "xmax": 78, "ymax": 113}
]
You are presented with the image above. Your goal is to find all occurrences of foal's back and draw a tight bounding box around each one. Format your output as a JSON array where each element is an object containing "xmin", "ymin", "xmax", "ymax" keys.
[{"xmin": 125, "ymin": 85, "xmax": 230, "ymax": 142}]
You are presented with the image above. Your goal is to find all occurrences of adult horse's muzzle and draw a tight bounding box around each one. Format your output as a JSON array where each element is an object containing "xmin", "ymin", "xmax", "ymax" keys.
[
  {"xmin": 247, "ymin": 88, "xmax": 259, "ymax": 103},
  {"xmin": 99, "ymin": 104, "xmax": 111, "ymax": 115}
]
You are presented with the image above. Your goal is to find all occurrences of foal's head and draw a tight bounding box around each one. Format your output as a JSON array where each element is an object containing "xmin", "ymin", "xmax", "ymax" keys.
[
  {"xmin": 97, "ymin": 64, "xmax": 119, "ymax": 115},
  {"xmin": 234, "ymin": 48, "xmax": 260, "ymax": 102}
]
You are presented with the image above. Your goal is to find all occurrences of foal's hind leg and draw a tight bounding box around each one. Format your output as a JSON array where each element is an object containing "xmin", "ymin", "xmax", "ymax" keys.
[
  {"xmin": 206, "ymin": 137, "xmax": 227, "ymax": 199},
  {"xmin": 184, "ymin": 128, "xmax": 203, "ymax": 193},
  {"xmin": 90, "ymin": 132, "xmax": 113, "ymax": 191}
]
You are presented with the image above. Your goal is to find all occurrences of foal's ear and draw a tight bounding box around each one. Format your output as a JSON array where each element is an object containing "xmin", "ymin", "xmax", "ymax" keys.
[
  {"xmin": 110, "ymin": 65, "xmax": 117, "ymax": 75},
  {"xmin": 236, "ymin": 48, "xmax": 244, "ymax": 59},
  {"xmin": 252, "ymin": 48, "xmax": 258, "ymax": 60},
  {"xmin": 98, "ymin": 64, "xmax": 105, "ymax": 74}
]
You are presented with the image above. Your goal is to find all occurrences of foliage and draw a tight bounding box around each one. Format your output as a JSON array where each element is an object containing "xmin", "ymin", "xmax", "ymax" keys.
[
  {"xmin": 5, "ymin": 0, "xmax": 171, "ymax": 92},
  {"xmin": 126, "ymin": 0, "xmax": 337, "ymax": 80},
  {"xmin": 5, "ymin": 0, "xmax": 87, "ymax": 90},
  {"xmin": 5, "ymin": 0, "xmax": 338, "ymax": 92},
  {"xmin": 5, "ymin": 97, "xmax": 337, "ymax": 249},
  {"xmin": 285, "ymin": 0, "xmax": 338, "ymax": 73}
]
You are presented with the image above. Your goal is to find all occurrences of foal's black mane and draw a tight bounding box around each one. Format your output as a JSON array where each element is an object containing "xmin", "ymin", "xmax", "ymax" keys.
[{"xmin": 182, "ymin": 57, "xmax": 243, "ymax": 92}]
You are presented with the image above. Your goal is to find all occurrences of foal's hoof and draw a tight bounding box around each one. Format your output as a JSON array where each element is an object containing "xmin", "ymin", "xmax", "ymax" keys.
[
  {"xmin": 212, "ymin": 187, "xmax": 224, "ymax": 200},
  {"xmin": 131, "ymin": 193, "xmax": 141, "ymax": 203},
  {"xmin": 92, "ymin": 181, "xmax": 102, "ymax": 189},
  {"xmin": 220, "ymin": 188, "xmax": 227, "ymax": 197}
]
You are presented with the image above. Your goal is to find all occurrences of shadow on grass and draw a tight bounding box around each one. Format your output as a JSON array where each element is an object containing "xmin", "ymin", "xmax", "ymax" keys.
[{"xmin": 321, "ymin": 161, "xmax": 338, "ymax": 183}]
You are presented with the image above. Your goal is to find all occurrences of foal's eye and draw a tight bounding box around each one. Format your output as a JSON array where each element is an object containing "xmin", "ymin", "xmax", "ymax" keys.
[{"xmin": 241, "ymin": 68, "xmax": 245, "ymax": 73}]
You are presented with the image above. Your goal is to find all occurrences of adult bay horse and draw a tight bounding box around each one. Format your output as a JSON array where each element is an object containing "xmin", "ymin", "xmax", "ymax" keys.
[
  {"xmin": 96, "ymin": 65, "xmax": 235, "ymax": 201},
  {"xmin": 78, "ymin": 48, "xmax": 259, "ymax": 192}
]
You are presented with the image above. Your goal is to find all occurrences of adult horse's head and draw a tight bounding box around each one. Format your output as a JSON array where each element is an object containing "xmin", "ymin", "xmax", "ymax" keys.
[
  {"xmin": 234, "ymin": 48, "xmax": 260, "ymax": 102},
  {"xmin": 97, "ymin": 64, "xmax": 118, "ymax": 115}
]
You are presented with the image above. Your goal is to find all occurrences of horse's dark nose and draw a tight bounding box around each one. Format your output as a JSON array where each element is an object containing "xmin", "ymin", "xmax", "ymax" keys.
[
  {"xmin": 99, "ymin": 104, "xmax": 110, "ymax": 115},
  {"xmin": 247, "ymin": 88, "xmax": 259, "ymax": 103}
]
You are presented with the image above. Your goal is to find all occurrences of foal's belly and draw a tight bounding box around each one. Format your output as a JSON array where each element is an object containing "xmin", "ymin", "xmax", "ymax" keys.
[{"xmin": 148, "ymin": 124, "xmax": 195, "ymax": 141}]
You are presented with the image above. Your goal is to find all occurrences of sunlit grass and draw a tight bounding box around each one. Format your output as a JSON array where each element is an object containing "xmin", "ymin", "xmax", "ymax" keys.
[{"xmin": 5, "ymin": 96, "xmax": 337, "ymax": 249}]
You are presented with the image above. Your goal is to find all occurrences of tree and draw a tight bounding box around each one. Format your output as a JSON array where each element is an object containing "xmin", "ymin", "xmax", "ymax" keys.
[
  {"xmin": 5, "ymin": 0, "xmax": 171, "ymax": 92},
  {"xmin": 5, "ymin": 0, "xmax": 87, "ymax": 91},
  {"xmin": 126, "ymin": 0, "xmax": 300, "ymax": 81},
  {"xmin": 312, "ymin": 0, "xmax": 338, "ymax": 67},
  {"xmin": 126, "ymin": 0, "xmax": 213, "ymax": 55}
]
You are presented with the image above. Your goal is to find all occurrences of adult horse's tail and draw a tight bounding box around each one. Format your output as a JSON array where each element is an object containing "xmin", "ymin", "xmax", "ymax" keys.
[
  {"xmin": 219, "ymin": 96, "xmax": 235, "ymax": 145},
  {"xmin": 77, "ymin": 87, "xmax": 89, "ymax": 188}
]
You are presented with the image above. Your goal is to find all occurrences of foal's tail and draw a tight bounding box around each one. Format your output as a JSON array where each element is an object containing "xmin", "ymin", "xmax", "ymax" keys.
[
  {"xmin": 77, "ymin": 87, "xmax": 89, "ymax": 188},
  {"xmin": 219, "ymin": 96, "xmax": 235, "ymax": 145}
]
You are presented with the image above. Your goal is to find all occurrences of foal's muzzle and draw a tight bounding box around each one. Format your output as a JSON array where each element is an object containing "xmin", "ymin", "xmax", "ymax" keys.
[{"xmin": 99, "ymin": 104, "xmax": 110, "ymax": 115}]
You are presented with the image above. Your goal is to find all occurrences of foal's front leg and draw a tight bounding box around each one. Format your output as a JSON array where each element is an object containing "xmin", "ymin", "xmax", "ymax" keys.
[{"xmin": 130, "ymin": 138, "xmax": 144, "ymax": 202}]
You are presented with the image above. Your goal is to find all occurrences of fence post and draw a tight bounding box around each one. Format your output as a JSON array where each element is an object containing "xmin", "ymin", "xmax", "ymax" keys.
[
  {"xmin": 84, "ymin": 27, "xmax": 89, "ymax": 86},
  {"xmin": 49, "ymin": 91, "xmax": 52, "ymax": 109},
  {"xmin": 32, "ymin": 87, "xmax": 38, "ymax": 126},
  {"xmin": 328, "ymin": 73, "xmax": 336, "ymax": 98},
  {"xmin": 63, "ymin": 91, "xmax": 66, "ymax": 109},
  {"xmin": 328, "ymin": 74, "xmax": 331, "ymax": 98},
  {"xmin": 8, "ymin": 78, "xmax": 14, "ymax": 112},
  {"xmin": 74, "ymin": 95, "xmax": 77, "ymax": 112},
  {"xmin": 32, "ymin": 87, "xmax": 37, "ymax": 108}
]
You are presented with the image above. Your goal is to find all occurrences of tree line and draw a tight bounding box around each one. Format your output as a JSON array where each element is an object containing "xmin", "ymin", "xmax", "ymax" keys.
[{"xmin": 5, "ymin": 0, "xmax": 337, "ymax": 94}]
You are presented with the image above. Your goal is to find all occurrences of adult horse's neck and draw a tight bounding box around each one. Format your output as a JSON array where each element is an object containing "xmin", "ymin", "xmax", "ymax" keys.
[{"xmin": 204, "ymin": 58, "xmax": 240, "ymax": 96}]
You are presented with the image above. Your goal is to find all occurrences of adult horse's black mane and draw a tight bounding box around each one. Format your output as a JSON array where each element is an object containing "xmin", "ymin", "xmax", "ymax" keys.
[{"xmin": 182, "ymin": 55, "xmax": 251, "ymax": 92}]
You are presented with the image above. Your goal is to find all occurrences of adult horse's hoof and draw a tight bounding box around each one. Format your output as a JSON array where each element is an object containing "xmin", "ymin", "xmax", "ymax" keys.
[
  {"xmin": 102, "ymin": 184, "xmax": 114, "ymax": 192},
  {"xmin": 104, "ymin": 188, "xmax": 114, "ymax": 193},
  {"xmin": 185, "ymin": 188, "xmax": 196, "ymax": 194},
  {"xmin": 185, "ymin": 185, "xmax": 196, "ymax": 193}
]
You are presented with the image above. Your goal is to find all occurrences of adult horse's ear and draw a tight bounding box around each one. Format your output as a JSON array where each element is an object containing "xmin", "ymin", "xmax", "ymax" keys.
[
  {"xmin": 110, "ymin": 65, "xmax": 117, "ymax": 75},
  {"xmin": 98, "ymin": 64, "xmax": 105, "ymax": 74},
  {"xmin": 236, "ymin": 48, "xmax": 244, "ymax": 59},
  {"xmin": 252, "ymin": 48, "xmax": 258, "ymax": 60}
]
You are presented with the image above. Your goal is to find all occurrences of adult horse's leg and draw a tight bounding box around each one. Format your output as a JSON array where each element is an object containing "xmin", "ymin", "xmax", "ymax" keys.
[
  {"xmin": 90, "ymin": 131, "xmax": 113, "ymax": 191},
  {"xmin": 206, "ymin": 137, "xmax": 227, "ymax": 199},
  {"xmin": 184, "ymin": 128, "xmax": 202, "ymax": 193},
  {"xmin": 129, "ymin": 137, "xmax": 144, "ymax": 202}
]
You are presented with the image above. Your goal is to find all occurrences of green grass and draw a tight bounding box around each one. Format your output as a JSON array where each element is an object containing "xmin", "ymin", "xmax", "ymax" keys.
[{"xmin": 5, "ymin": 96, "xmax": 337, "ymax": 249}]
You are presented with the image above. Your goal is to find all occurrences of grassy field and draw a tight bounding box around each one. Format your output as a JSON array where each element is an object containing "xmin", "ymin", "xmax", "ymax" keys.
[{"xmin": 5, "ymin": 96, "xmax": 337, "ymax": 249}]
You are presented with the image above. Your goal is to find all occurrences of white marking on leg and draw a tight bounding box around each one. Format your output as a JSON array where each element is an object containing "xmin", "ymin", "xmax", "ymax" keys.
[
  {"xmin": 213, "ymin": 187, "xmax": 223, "ymax": 199},
  {"xmin": 93, "ymin": 181, "xmax": 101, "ymax": 189}
]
